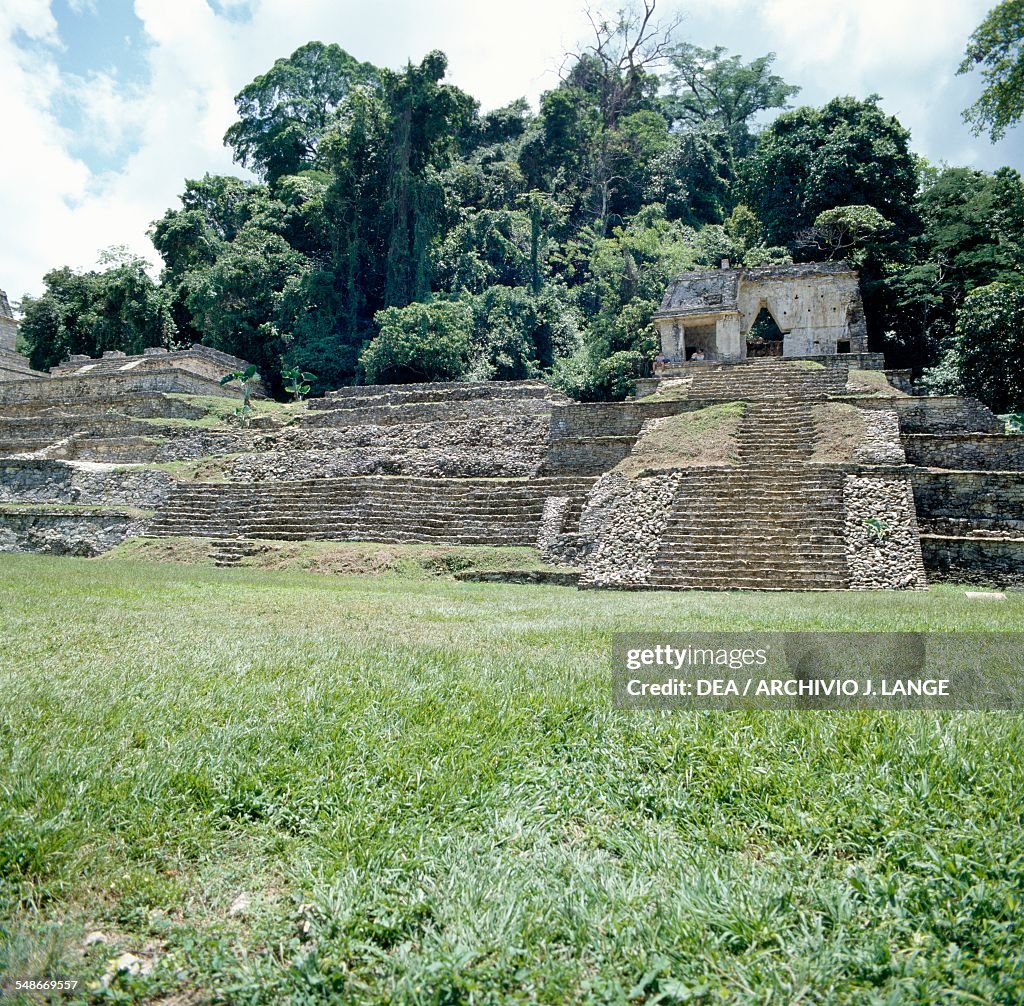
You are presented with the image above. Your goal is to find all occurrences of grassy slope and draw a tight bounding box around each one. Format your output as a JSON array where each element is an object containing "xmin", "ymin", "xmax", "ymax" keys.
[
  {"xmin": 1, "ymin": 555, "xmax": 1023, "ymax": 1003},
  {"xmin": 104, "ymin": 536, "xmax": 576, "ymax": 576},
  {"xmin": 616, "ymin": 403, "xmax": 745, "ymax": 476},
  {"xmin": 846, "ymin": 369, "xmax": 907, "ymax": 398}
]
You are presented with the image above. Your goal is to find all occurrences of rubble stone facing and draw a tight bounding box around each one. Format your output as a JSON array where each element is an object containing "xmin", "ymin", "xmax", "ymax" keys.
[
  {"xmin": 921, "ymin": 536, "xmax": 1024, "ymax": 588},
  {"xmin": 578, "ymin": 472, "xmax": 682, "ymax": 588},
  {"xmin": 536, "ymin": 497, "xmax": 580, "ymax": 566},
  {"xmin": 233, "ymin": 414, "xmax": 552, "ymax": 480},
  {"xmin": 904, "ymin": 433, "xmax": 1024, "ymax": 471},
  {"xmin": 843, "ymin": 475, "xmax": 927, "ymax": 590},
  {"xmin": 0, "ymin": 460, "xmax": 172, "ymax": 506},
  {"xmin": 853, "ymin": 409, "xmax": 905, "ymax": 465},
  {"xmin": 912, "ymin": 472, "xmax": 1024, "ymax": 534},
  {"xmin": 876, "ymin": 396, "xmax": 1004, "ymax": 434},
  {"xmin": 0, "ymin": 510, "xmax": 142, "ymax": 556}
]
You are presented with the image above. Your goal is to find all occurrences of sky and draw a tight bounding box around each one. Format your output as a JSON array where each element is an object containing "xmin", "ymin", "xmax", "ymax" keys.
[{"xmin": 1, "ymin": 0, "xmax": 1021, "ymax": 302}]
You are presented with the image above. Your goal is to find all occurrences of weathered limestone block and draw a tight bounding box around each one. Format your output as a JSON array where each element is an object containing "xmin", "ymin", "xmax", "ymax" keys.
[
  {"xmin": 921, "ymin": 535, "xmax": 1024, "ymax": 588},
  {"xmin": 853, "ymin": 408, "xmax": 905, "ymax": 465},
  {"xmin": 536, "ymin": 496, "xmax": 582, "ymax": 566},
  {"xmin": 578, "ymin": 471, "xmax": 682, "ymax": 588},
  {"xmin": 0, "ymin": 510, "xmax": 142, "ymax": 556},
  {"xmin": 904, "ymin": 433, "xmax": 1024, "ymax": 471},
  {"xmin": 0, "ymin": 459, "xmax": 173, "ymax": 506},
  {"xmin": 844, "ymin": 475, "xmax": 927, "ymax": 589},
  {"xmin": 912, "ymin": 471, "xmax": 1024, "ymax": 533}
]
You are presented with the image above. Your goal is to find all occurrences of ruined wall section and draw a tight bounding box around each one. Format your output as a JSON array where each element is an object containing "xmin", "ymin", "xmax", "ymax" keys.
[
  {"xmin": 0, "ymin": 510, "xmax": 144, "ymax": 556},
  {"xmin": 844, "ymin": 475, "xmax": 927, "ymax": 589},
  {"xmin": 737, "ymin": 266, "xmax": 867, "ymax": 356},
  {"xmin": 577, "ymin": 472, "xmax": 682, "ymax": 588},
  {"xmin": 0, "ymin": 290, "xmax": 18, "ymax": 353},
  {"xmin": 0, "ymin": 460, "xmax": 172, "ymax": 507}
]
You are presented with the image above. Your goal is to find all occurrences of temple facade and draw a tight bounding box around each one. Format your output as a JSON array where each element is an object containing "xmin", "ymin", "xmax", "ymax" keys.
[
  {"xmin": 653, "ymin": 261, "xmax": 868, "ymax": 363},
  {"xmin": 0, "ymin": 289, "xmax": 46, "ymax": 382}
]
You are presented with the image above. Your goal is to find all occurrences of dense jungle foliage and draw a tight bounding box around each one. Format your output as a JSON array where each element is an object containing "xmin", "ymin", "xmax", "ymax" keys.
[{"xmin": 17, "ymin": 4, "xmax": 1024, "ymax": 408}]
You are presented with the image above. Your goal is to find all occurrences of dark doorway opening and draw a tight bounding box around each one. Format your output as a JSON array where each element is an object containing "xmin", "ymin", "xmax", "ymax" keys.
[
  {"xmin": 837, "ymin": 340, "xmax": 851, "ymax": 354},
  {"xmin": 747, "ymin": 307, "xmax": 785, "ymax": 358}
]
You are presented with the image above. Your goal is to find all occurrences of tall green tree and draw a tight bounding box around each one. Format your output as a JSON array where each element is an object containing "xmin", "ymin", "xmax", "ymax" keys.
[
  {"xmin": 924, "ymin": 281, "xmax": 1024, "ymax": 411},
  {"xmin": 224, "ymin": 41, "xmax": 380, "ymax": 183},
  {"xmin": 740, "ymin": 96, "xmax": 918, "ymax": 248},
  {"xmin": 959, "ymin": 0, "xmax": 1024, "ymax": 141},
  {"xmin": 662, "ymin": 45, "xmax": 800, "ymax": 158},
  {"xmin": 380, "ymin": 52, "xmax": 477, "ymax": 308}
]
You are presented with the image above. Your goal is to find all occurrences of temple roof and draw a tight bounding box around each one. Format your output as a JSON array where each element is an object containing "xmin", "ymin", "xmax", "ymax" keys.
[{"xmin": 657, "ymin": 260, "xmax": 857, "ymax": 317}]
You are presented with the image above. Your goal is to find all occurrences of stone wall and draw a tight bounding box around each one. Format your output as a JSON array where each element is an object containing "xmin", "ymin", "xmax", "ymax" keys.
[
  {"xmin": 912, "ymin": 471, "xmax": 1024, "ymax": 533},
  {"xmin": 0, "ymin": 393, "xmax": 206, "ymax": 420},
  {"xmin": 311, "ymin": 379, "xmax": 567, "ymax": 407},
  {"xmin": 0, "ymin": 460, "xmax": 173, "ymax": 506},
  {"xmin": 536, "ymin": 497, "xmax": 586, "ymax": 566},
  {"xmin": 0, "ymin": 509, "xmax": 141, "ymax": 556},
  {"xmin": 866, "ymin": 396, "xmax": 1004, "ymax": 434},
  {"xmin": 921, "ymin": 535, "xmax": 1024, "ymax": 589},
  {"xmin": 231, "ymin": 413, "xmax": 553, "ymax": 480},
  {"xmin": 541, "ymin": 436, "xmax": 637, "ymax": 476},
  {"xmin": 843, "ymin": 475, "xmax": 927, "ymax": 589},
  {"xmin": 853, "ymin": 408, "xmax": 906, "ymax": 465},
  {"xmin": 904, "ymin": 434, "xmax": 1024, "ymax": 471},
  {"xmin": 0, "ymin": 368, "xmax": 236, "ymax": 405},
  {"xmin": 578, "ymin": 471, "xmax": 682, "ymax": 588},
  {"xmin": 0, "ymin": 348, "xmax": 46, "ymax": 382},
  {"xmin": 300, "ymin": 397, "xmax": 556, "ymax": 429},
  {"xmin": 550, "ymin": 400, "xmax": 694, "ymax": 439}
]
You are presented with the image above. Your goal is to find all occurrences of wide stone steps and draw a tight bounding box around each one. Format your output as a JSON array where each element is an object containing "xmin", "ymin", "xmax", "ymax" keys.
[
  {"xmin": 145, "ymin": 475, "xmax": 596, "ymax": 547},
  {"xmin": 684, "ymin": 366, "xmax": 848, "ymax": 402},
  {"xmin": 647, "ymin": 575, "xmax": 849, "ymax": 591},
  {"xmin": 656, "ymin": 565, "xmax": 849, "ymax": 578},
  {"xmin": 662, "ymin": 538, "xmax": 844, "ymax": 551}
]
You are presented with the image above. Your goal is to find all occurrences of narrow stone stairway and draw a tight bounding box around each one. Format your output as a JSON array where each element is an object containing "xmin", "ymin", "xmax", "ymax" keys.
[
  {"xmin": 683, "ymin": 359, "xmax": 849, "ymax": 401},
  {"xmin": 648, "ymin": 401, "xmax": 850, "ymax": 590},
  {"xmin": 207, "ymin": 538, "xmax": 262, "ymax": 567}
]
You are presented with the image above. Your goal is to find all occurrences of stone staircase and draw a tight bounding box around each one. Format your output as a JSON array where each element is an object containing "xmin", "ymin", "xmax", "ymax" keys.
[
  {"xmin": 682, "ymin": 359, "xmax": 848, "ymax": 402},
  {"xmin": 145, "ymin": 476, "xmax": 596, "ymax": 547},
  {"xmin": 207, "ymin": 537, "xmax": 263, "ymax": 567},
  {"xmin": 647, "ymin": 400, "xmax": 850, "ymax": 590}
]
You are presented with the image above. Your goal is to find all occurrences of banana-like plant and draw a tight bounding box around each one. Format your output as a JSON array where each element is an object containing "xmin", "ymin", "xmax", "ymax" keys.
[
  {"xmin": 283, "ymin": 367, "xmax": 316, "ymax": 402},
  {"xmin": 219, "ymin": 364, "xmax": 260, "ymax": 427},
  {"xmin": 863, "ymin": 517, "xmax": 892, "ymax": 542}
]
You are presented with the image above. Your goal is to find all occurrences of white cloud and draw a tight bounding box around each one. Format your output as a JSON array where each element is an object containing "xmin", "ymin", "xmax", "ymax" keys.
[{"xmin": 0, "ymin": 0, "xmax": 1020, "ymax": 302}]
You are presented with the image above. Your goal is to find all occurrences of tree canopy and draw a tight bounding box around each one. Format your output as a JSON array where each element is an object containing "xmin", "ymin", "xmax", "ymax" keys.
[
  {"xmin": 960, "ymin": 0, "xmax": 1024, "ymax": 142},
  {"xmin": 16, "ymin": 6, "xmax": 1024, "ymax": 411}
]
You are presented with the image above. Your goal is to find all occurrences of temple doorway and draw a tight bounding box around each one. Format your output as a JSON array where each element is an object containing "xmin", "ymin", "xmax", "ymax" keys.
[{"xmin": 746, "ymin": 306, "xmax": 785, "ymax": 358}]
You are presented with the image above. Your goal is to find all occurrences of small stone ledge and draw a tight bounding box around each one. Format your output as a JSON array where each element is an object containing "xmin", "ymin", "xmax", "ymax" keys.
[{"xmin": 453, "ymin": 569, "xmax": 580, "ymax": 586}]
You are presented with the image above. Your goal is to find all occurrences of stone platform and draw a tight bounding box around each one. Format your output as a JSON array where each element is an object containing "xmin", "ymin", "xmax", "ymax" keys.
[{"xmin": 0, "ymin": 360, "xmax": 1021, "ymax": 590}]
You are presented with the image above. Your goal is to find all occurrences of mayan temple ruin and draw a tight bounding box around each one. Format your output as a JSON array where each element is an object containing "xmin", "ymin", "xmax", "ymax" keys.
[{"xmin": 0, "ymin": 268, "xmax": 1021, "ymax": 590}]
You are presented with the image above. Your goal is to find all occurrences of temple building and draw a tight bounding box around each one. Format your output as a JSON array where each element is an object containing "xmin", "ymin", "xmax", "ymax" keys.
[
  {"xmin": 653, "ymin": 260, "xmax": 868, "ymax": 363},
  {"xmin": 0, "ymin": 289, "xmax": 46, "ymax": 381}
]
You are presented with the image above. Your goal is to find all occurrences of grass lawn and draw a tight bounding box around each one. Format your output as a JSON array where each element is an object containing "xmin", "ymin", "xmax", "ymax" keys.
[{"xmin": 1, "ymin": 554, "xmax": 1023, "ymax": 1004}]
